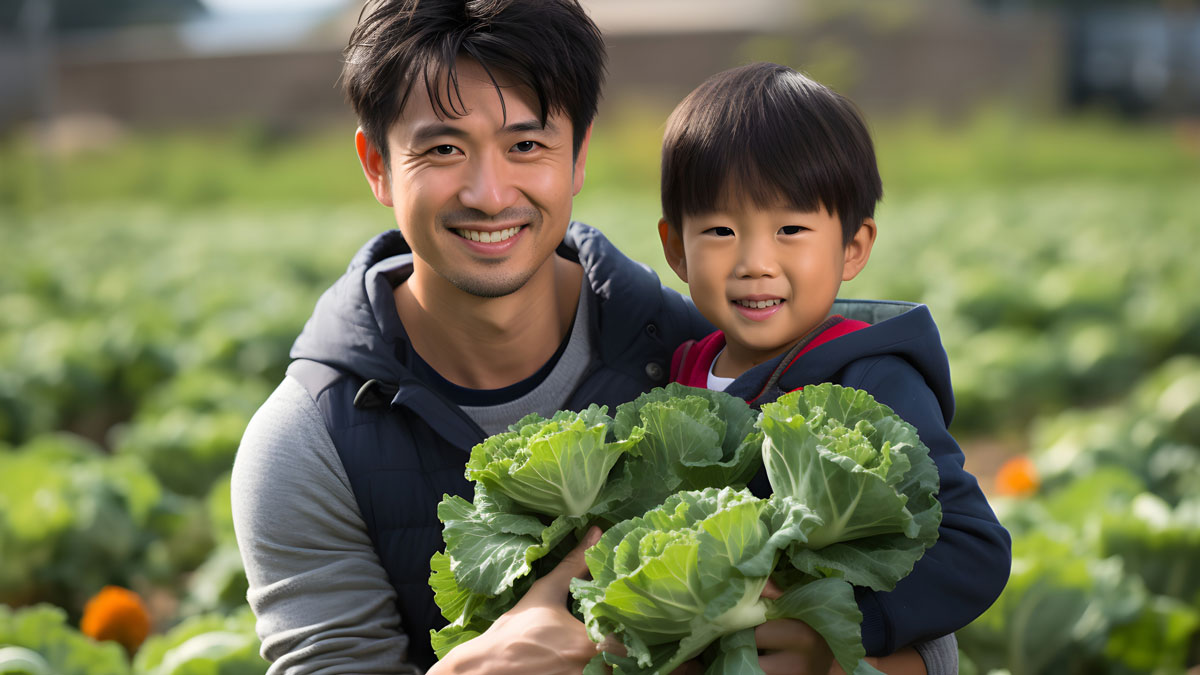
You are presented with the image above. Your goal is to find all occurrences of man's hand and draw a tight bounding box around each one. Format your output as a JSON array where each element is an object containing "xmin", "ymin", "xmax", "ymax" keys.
[
  {"xmin": 756, "ymin": 578, "xmax": 835, "ymax": 675},
  {"xmin": 596, "ymin": 634, "xmax": 703, "ymax": 675},
  {"xmin": 430, "ymin": 527, "xmax": 603, "ymax": 675}
]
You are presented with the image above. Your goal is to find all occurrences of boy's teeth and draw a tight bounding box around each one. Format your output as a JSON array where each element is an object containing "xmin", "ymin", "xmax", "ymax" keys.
[
  {"xmin": 455, "ymin": 226, "xmax": 522, "ymax": 243},
  {"xmin": 737, "ymin": 299, "xmax": 782, "ymax": 309}
]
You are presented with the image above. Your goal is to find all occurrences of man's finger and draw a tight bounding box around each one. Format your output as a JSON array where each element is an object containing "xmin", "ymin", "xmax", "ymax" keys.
[
  {"xmin": 525, "ymin": 526, "xmax": 602, "ymax": 604},
  {"xmin": 596, "ymin": 633, "xmax": 628, "ymax": 657},
  {"xmin": 754, "ymin": 618, "xmax": 818, "ymax": 651}
]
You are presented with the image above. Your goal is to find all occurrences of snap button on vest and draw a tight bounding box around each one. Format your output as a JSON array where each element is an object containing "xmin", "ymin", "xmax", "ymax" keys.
[{"xmin": 645, "ymin": 362, "xmax": 665, "ymax": 382}]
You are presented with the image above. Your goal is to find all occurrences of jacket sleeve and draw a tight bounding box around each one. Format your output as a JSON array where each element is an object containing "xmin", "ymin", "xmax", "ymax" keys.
[
  {"xmin": 845, "ymin": 356, "xmax": 1012, "ymax": 656},
  {"xmin": 231, "ymin": 376, "xmax": 420, "ymax": 674}
]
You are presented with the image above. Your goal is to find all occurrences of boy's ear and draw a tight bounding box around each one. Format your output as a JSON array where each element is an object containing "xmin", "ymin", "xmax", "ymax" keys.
[
  {"xmin": 355, "ymin": 128, "xmax": 393, "ymax": 207},
  {"xmin": 842, "ymin": 217, "xmax": 877, "ymax": 281},
  {"xmin": 658, "ymin": 219, "xmax": 689, "ymax": 283},
  {"xmin": 572, "ymin": 124, "xmax": 593, "ymax": 196}
]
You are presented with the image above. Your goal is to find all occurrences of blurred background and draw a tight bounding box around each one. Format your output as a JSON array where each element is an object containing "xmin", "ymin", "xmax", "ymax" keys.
[{"xmin": 1, "ymin": 0, "xmax": 1199, "ymax": 673}]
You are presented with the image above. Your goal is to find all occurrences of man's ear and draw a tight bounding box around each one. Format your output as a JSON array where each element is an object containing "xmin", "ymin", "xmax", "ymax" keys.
[
  {"xmin": 658, "ymin": 218, "xmax": 689, "ymax": 283},
  {"xmin": 355, "ymin": 128, "xmax": 393, "ymax": 207},
  {"xmin": 572, "ymin": 124, "xmax": 593, "ymax": 196},
  {"xmin": 842, "ymin": 217, "xmax": 877, "ymax": 281}
]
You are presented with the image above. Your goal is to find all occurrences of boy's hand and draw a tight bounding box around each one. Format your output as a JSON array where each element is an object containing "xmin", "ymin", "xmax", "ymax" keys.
[
  {"xmin": 757, "ymin": 578, "xmax": 835, "ymax": 675},
  {"xmin": 430, "ymin": 527, "xmax": 603, "ymax": 675}
]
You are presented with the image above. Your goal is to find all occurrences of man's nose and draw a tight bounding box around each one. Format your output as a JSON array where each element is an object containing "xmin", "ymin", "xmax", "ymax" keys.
[
  {"xmin": 734, "ymin": 236, "xmax": 779, "ymax": 278},
  {"xmin": 458, "ymin": 151, "xmax": 518, "ymax": 215}
]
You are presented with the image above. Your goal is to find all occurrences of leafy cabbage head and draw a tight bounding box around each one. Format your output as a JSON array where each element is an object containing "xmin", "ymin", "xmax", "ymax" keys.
[
  {"xmin": 571, "ymin": 487, "xmax": 775, "ymax": 673},
  {"xmin": 759, "ymin": 383, "xmax": 941, "ymax": 590},
  {"xmin": 465, "ymin": 405, "xmax": 639, "ymax": 518},
  {"xmin": 607, "ymin": 384, "xmax": 762, "ymax": 522}
]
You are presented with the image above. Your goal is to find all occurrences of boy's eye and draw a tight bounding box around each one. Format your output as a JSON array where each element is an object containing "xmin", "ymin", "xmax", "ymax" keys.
[
  {"xmin": 705, "ymin": 226, "xmax": 735, "ymax": 237},
  {"xmin": 512, "ymin": 140, "xmax": 538, "ymax": 153},
  {"xmin": 779, "ymin": 225, "xmax": 807, "ymax": 235}
]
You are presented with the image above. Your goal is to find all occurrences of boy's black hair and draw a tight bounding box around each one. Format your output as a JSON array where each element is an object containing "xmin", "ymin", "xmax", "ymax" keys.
[
  {"xmin": 343, "ymin": 0, "xmax": 606, "ymax": 163},
  {"xmin": 661, "ymin": 62, "xmax": 882, "ymax": 244}
]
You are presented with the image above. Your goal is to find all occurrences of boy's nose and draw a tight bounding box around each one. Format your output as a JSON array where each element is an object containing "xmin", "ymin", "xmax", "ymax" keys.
[
  {"xmin": 734, "ymin": 239, "xmax": 779, "ymax": 278},
  {"xmin": 458, "ymin": 151, "xmax": 519, "ymax": 215}
]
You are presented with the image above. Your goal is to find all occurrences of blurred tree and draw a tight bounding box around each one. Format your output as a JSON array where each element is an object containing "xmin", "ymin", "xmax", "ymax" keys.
[{"xmin": 0, "ymin": 0, "xmax": 206, "ymax": 33}]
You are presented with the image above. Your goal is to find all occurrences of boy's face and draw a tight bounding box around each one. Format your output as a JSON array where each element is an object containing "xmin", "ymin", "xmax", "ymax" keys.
[
  {"xmin": 660, "ymin": 203, "xmax": 875, "ymax": 373},
  {"xmin": 356, "ymin": 58, "xmax": 589, "ymax": 299}
]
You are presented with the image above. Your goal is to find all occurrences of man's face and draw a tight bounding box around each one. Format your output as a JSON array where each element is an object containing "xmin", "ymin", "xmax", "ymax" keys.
[
  {"xmin": 360, "ymin": 58, "xmax": 588, "ymax": 298},
  {"xmin": 662, "ymin": 203, "xmax": 873, "ymax": 369}
]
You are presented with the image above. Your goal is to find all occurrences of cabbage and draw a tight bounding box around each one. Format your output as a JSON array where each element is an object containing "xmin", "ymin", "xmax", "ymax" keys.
[
  {"xmin": 760, "ymin": 384, "xmax": 941, "ymax": 590},
  {"xmin": 465, "ymin": 406, "xmax": 641, "ymax": 518}
]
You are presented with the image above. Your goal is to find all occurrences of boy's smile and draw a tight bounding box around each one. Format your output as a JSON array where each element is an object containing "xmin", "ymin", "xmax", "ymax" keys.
[{"xmin": 661, "ymin": 204, "xmax": 875, "ymax": 378}]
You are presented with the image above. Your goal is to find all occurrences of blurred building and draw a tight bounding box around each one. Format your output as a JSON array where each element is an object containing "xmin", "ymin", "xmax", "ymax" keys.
[
  {"xmin": 1, "ymin": 0, "xmax": 1194, "ymax": 136},
  {"xmin": 1066, "ymin": 7, "xmax": 1200, "ymax": 116}
]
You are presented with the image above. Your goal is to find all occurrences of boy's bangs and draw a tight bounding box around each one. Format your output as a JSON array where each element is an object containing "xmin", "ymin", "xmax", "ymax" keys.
[
  {"xmin": 703, "ymin": 152, "xmax": 830, "ymax": 220},
  {"xmin": 678, "ymin": 124, "xmax": 837, "ymax": 223}
]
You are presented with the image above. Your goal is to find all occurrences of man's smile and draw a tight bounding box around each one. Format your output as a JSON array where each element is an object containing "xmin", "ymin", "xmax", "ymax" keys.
[{"xmin": 453, "ymin": 225, "xmax": 525, "ymax": 243}]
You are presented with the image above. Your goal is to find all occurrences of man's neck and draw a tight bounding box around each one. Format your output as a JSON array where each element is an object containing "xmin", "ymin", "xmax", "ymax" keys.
[{"xmin": 394, "ymin": 255, "xmax": 583, "ymax": 390}]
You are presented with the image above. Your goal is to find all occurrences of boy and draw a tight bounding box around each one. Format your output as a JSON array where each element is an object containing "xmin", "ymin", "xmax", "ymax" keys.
[{"xmin": 657, "ymin": 63, "xmax": 1011, "ymax": 673}]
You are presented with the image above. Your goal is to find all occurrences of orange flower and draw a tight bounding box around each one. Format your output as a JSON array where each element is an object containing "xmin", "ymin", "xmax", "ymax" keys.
[
  {"xmin": 994, "ymin": 455, "xmax": 1040, "ymax": 497},
  {"xmin": 80, "ymin": 586, "xmax": 151, "ymax": 655}
]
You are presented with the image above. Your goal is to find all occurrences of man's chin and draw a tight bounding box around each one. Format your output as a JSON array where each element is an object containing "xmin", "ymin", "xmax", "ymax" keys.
[{"xmin": 448, "ymin": 273, "xmax": 532, "ymax": 299}]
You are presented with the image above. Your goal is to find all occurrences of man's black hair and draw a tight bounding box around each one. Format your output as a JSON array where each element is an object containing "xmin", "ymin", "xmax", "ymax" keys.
[
  {"xmin": 343, "ymin": 0, "xmax": 606, "ymax": 163},
  {"xmin": 661, "ymin": 62, "xmax": 882, "ymax": 244}
]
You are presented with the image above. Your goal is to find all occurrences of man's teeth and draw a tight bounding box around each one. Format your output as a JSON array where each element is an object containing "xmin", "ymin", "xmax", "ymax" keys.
[
  {"xmin": 455, "ymin": 226, "xmax": 522, "ymax": 243},
  {"xmin": 736, "ymin": 299, "xmax": 782, "ymax": 309}
]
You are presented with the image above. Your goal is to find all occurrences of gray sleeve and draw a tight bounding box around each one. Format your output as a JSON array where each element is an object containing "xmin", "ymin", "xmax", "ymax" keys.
[
  {"xmin": 232, "ymin": 376, "xmax": 421, "ymax": 675},
  {"xmin": 913, "ymin": 633, "xmax": 958, "ymax": 675}
]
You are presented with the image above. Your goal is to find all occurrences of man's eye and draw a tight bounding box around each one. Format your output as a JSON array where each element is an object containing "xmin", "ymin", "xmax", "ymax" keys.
[
  {"xmin": 512, "ymin": 140, "xmax": 538, "ymax": 153},
  {"xmin": 780, "ymin": 225, "xmax": 807, "ymax": 235},
  {"xmin": 706, "ymin": 227, "xmax": 735, "ymax": 237},
  {"xmin": 432, "ymin": 145, "xmax": 458, "ymax": 156}
]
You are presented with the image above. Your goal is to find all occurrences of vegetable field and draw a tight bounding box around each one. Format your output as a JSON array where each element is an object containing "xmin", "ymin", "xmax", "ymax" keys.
[{"xmin": 2, "ymin": 111, "xmax": 1199, "ymax": 673}]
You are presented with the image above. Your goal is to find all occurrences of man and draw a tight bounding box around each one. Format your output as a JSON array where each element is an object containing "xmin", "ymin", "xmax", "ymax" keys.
[{"xmin": 231, "ymin": 0, "xmax": 710, "ymax": 672}]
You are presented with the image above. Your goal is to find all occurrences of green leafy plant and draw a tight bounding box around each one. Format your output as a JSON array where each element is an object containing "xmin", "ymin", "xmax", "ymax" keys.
[
  {"xmin": 132, "ymin": 608, "xmax": 265, "ymax": 675},
  {"xmin": 0, "ymin": 605, "xmax": 130, "ymax": 675}
]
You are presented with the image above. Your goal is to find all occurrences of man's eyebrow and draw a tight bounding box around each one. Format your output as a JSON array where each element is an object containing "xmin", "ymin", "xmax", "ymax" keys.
[
  {"xmin": 504, "ymin": 118, "xmax": 555, "ymax": 135},
  {"xmin": 407, "ymin": 118, "xmax": 556, "ymax": 146},
  {"xmin": 408, "ymin": 122, "xmax": 468, "ymax": 147}
]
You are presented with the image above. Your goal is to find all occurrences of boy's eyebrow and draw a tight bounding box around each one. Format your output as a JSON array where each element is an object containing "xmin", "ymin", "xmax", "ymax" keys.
[{"xmin": 408, "ymin": 118, "xmax": 555, "ymax": 146}]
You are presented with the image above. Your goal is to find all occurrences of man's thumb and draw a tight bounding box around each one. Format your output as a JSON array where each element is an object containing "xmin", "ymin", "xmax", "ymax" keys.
[{"xmin": 531, "ymin": 526, "xmax": 602, "ymax": 602}]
